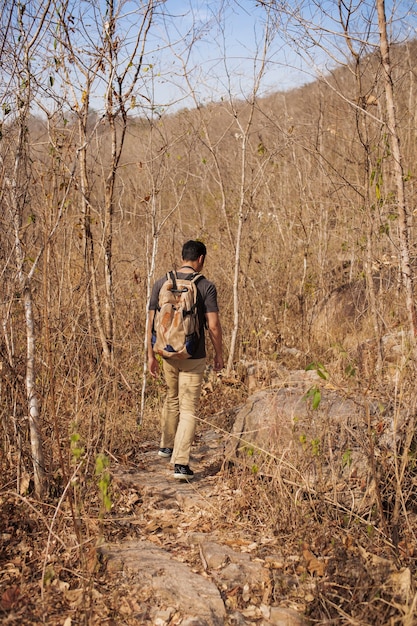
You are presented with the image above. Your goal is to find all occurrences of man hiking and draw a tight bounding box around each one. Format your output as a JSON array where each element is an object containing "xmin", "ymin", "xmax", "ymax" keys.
[{"xmin": 147, "ymin": 240, "xmax": 224, "ymax": 480}]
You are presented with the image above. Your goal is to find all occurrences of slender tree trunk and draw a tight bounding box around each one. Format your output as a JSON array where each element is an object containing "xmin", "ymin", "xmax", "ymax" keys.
[
  {"xmin": 227, "ymin": 116, "xmax": 249, "ymax": 375},
  {"xmin": 377, "ymin": 0, "xmax": 417, "ymax": 546},
  {"xmin": 8, "ymin": 153, "xmax": 47, "ymax": 498},
  {"xmin": 23, "ymin": 285, "xmax": 47, "ymax": 497},
  {"xmin": 226, "ymin": 13, "xmax": 274, "ymax": 374},
  {"xmin": 140, "ymin": 220, "xmax": 159, "ymax": 425},
  {"xmin": 103, "ymin": 0, "xmax": 116, "ymax": 359},
  {"xmin": 376, "ymin": 0, "xmax": 417, "ymax": 346},
  {"xmin": 77, "ymin": 113, "xmax": 112, "ymax": 368},
  {"xmin": 3, "ymin": 6, "xmax": 49, "ymax": 496}
]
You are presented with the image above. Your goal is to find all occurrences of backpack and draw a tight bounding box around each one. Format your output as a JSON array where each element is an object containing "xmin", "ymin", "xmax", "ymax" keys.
[{"xmin": 151, "ymin": 270, "xmax": 203, "ymax": 359}]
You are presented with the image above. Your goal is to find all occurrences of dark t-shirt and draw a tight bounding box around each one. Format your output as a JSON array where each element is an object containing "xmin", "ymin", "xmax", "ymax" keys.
[{"xmin": 149, "ymin": 271, "xmax": 219, "ymax": 359}]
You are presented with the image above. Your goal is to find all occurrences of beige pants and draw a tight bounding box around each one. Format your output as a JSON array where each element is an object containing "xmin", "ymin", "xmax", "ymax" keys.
[{"xmin": 161, "ymin": 358, "xmax": 205, "ymax": 466}]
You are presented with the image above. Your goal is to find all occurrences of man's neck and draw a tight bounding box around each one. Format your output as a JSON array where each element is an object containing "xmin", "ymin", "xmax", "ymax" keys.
[{"xmin": 179, "ymin": 263, "xmax": 198, "ymax": 272}]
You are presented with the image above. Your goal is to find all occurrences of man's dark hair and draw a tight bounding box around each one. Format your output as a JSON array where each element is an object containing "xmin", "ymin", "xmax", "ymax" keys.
[{"xmin": 182, "ymin": 240, "xmax": 207, "ymax": 261}]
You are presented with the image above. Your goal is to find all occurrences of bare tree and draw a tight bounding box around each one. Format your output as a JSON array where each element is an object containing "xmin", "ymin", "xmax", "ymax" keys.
[
  {"xmin": 0, "ymin": 0, "xmax": 55, "ymax": 497},
  {"xmin": 53, "ymin": 0, "xmax": 159, "ymax": 371},
  {"xmin": 376, "ymin": 0, "xmax": 417, "ymax": 347},
  {"xmin": 167, "ymin": 2, "xmax": 279, "ymax": 373},
  {"xmin": 338, "ymin": 0, "xmax": 385, "ymax": 370},
  {"xmin": 262, "ymin": 0, "xmax": 417, "ymax": 351}
]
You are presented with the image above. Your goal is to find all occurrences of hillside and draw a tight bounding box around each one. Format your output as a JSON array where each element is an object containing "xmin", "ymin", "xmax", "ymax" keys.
[{"xmin": 2, "ymin": 28, "xmax": 417, "ymax": 625}]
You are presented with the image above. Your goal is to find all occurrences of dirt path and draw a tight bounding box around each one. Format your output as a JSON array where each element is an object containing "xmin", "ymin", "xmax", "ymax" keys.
[{"xmin": 101, "ymin": 430, "xmax": 307, "ymax": 625}]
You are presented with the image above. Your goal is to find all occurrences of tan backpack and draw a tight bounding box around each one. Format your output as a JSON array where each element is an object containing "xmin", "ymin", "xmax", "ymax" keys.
[{"xmin": 152, "ymin": 271, "xmax": 203, "ymax": 359}]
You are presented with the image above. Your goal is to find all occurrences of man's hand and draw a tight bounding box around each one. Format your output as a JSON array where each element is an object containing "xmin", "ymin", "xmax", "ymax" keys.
[
  {"xmin": 148, "ymin": 354, "xmax": 159, "ymax": 378},
  {"xmin": 207, "ymin": 311, "xmax": 224, "ymax": 372},
  {"xmin": 214, "ymin": 355, "xmax": 224, "ymax": 371}
]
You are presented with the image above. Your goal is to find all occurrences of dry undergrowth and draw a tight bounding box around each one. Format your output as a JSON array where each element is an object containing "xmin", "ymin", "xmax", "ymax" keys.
[{"xmin": 1, "ymin": 372, "xmax": 417, "ymax": 625}]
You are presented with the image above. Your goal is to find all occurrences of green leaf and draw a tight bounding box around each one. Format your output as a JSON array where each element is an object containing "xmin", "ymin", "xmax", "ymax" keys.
[
  {"xmin": 95, "ymin": 453, "xmax": 109, "ymax": 474},
  {"xmin": 312, "ymin": 387, "xmax": 321, "ymax": 410},
  {"xmin": 303, "ymin": 385, "xmax": 321, "ymax": 410},
  {"xmin": 305, "ymin": 361, "xmax": 329, "ymax": 380},
  {"xmin": 345, "ymin": 364, "xmax": 356, "ymax": 377},
  {"xmin": 342, "ymin": 448, "xmax": 352, "ymax": 468}
]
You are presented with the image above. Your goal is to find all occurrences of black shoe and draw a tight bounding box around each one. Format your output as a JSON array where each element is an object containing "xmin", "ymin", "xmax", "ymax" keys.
[
  {"xmin": 174, "ymin": 464, "xmax": 194, "ymax": 480},
  {"xmin": 158, "ymin": 447, "xmax": 173, "ymax": 458}
]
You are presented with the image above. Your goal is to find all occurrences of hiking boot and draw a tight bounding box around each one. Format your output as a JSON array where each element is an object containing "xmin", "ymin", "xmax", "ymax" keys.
[
  {"xmin": 158, "ymin": 447, "xmax": 173, "ymax": 458},
  {"xmin": 173, "ymin": 464, "xmax": 194, "ymax": 480}
]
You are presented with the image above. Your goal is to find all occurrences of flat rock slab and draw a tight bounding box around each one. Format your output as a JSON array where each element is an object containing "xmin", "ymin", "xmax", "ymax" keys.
[
  {"xmin": 99, "ymin": 539, "xmax": 226, "ymax": 625},
  {"xmin": 189, "ymin": 536, "xmax": 269, "ymax": 592}
]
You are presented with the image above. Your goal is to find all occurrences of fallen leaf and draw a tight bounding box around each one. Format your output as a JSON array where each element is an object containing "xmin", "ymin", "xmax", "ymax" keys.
[
  {"xmin": 146, "ymin": 520, "xmax": 162, "ymax": 532},
  {"xmin": 303, "ymin": 548, "xmax": 326, "ymax": 576},
  {"xmin": 227, "ymin": 586, "xmax": 240, "ymax": 597},
  {"xmin": 385, "ymin": 567, "xmax": 412, "ymax": 603},
  {"xmin": 52, "ymin": 578, "xmax": 70, "ymax": 591},
  {"xmin": 309, "ymin": 558, "xmax": 325, "ymax": 576},
  {"xmin": 65, "ymin": 588, "xmax": 84, "ymax": 608},
  {"xmin": 242, "ymin": 583, "xmax": 251, "ymax": 602},
  {"xmin": 1, "ymin": 585, "xmax": 20, "ymax": 610},
  {"xmin": 241, "ymin": 605, "xmax": 260, "ymax": 618}
]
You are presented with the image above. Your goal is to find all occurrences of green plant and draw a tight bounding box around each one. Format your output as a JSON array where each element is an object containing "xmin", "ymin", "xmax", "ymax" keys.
[
  {"xmin": 311, "ymin": 437, "xmax": 320, "ymax": 456},
  {"xmin": 344, "ymin": 363, "xmax": 356, "ymax": 377},
  {"xmin": 303, "ymin": 362, "xmax": 329, "ymax": 409},
  {"xmin": 299, "ymin": 433, "xmax": 320, "ymax": 456},
  {"xmin": 299, "ymin": 433, "xmax": 307, "ymax": 447},
  {"xmin": 305, "ymin": 361, "xmax": 329, "ymax": 380},
  {"xmin": 303, "ymin": 385, "xmax": 322, "ymax": 410},
  {"xmin": 342, "ymin": 448, "xmax": 352, "ymax": 468},
  {"xmin": 70, "ymin": 432, "xmax": 85, "ymax": 463},
  {"xmin": 95, "ymin": 453, "xmax": 112, "ymax": 513}
]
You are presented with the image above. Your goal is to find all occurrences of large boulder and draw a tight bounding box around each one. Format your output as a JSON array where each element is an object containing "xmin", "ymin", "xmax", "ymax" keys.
[{"xmin": 225, "ymin": 368, "xmax": 394, "ymax": 512}]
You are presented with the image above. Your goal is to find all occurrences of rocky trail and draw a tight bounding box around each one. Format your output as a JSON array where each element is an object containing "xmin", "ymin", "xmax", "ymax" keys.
[
  {"xmin": 2, "ymin": 368, "xmax": 414, "ymax": 625},
  {"xmin": 102, "ymin": 427, "xmax": 310, "ymax": 626}
]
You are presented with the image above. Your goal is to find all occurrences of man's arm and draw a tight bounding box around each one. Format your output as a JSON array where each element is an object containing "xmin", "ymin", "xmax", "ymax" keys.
[
  {"xmin": 206, "ymin": 311, "xmax": 224, "ymax": 371},
  {"xmin": 147, "ymin": 309, "xmax": 159, "ymax": 377}
]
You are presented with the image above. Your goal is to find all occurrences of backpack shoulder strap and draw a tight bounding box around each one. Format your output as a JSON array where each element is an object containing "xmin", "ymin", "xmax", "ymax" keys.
[
  {"xmin": 191, "ymin": 272, "xmax": 204, "ymax": 285},
  {"xmin": 168, "ymin": 270, "xmax": 177, "ymax": 291}
]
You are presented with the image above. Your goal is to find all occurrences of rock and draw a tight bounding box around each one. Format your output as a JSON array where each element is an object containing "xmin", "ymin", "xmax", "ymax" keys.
[
  {"xmin": 199, "ymin": 540, "xmax": 252, "ymax": 570},
  {"xmin": 152, "ymin": 606, "xmax": 175, "ymax": 624},
  {"xmin": 237, "ymin": 360, "xmax": 289, "ymax": 393},
  {"xmin": 310, "ymin": 281, "xmax": 368, "ymax": 347},
  {"xmin": 191, "ymin": 536, "xmax": 269, "ymax": 593},
  {"xmin": 181, "ymin": 618, "xmax": 217, "ymax": 626},
  {"xmin": 228, "ymin": 611, "xmax": 248, "ymax": 625},
  {"xmin": 107, "ymin": 428, "xmax": 311, "ymax": 625},
  {"xmin": 99, "ymin": 540, "xmax": 226, "ymax": 625},
  {"xmin": 268, "ymin": 606, "xmax": 306, "ymax": 625},
  {"xmin": 225, "ymin": 371, "xmax": 387, "ymax": 512}
]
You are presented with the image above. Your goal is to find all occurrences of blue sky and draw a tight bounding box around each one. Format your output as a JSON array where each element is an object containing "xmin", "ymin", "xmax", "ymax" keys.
[
  {"xmin": 14, "ymin": 0, "xmax": 413, "ymax": 116},
  {"xmin": 138, "ymin": 0, "xmax": 313, "ymax": 111},
  {"xmin": 140, "ymin": 0, "xmax": 416, "ymax": 112}
]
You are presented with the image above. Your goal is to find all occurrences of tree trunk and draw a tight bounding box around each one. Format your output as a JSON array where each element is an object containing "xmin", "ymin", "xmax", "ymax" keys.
[
  {"xmin": 376, "ymin": 0, "xmax": 417, "ymax": 346},
  {"xmin": 8, "ymin": 163, "xmax": 47, "ymax": 498}
]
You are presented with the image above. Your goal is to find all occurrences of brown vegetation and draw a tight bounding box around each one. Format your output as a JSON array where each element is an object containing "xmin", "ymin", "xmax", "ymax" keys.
[{"xmin": 2, "ymin": 1, "xmax": 417, "ymax": 622}]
